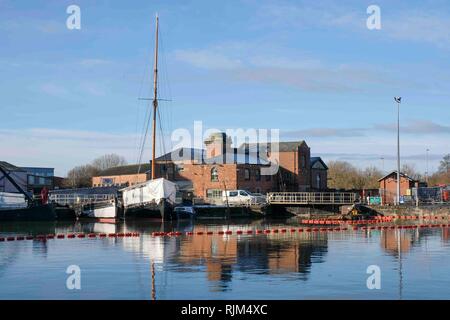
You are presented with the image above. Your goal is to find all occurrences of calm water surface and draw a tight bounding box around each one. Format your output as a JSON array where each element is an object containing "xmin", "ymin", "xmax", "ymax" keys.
[{"xmin": 1, "ymin": 218, "xmax": 449, "ymax": 299}]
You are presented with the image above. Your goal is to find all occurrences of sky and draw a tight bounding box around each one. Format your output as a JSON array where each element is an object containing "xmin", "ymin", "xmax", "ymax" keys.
[{"xmin": 0, "ymin": 0, "xmax": 449, "ymax": 176}]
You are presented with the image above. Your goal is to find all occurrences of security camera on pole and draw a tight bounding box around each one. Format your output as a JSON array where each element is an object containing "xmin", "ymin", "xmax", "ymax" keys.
[{"xmin": 394, "ymin": 97, "xmax": 402, "ymax": 205}]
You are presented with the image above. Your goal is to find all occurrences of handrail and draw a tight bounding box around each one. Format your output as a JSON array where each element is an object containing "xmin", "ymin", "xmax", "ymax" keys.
[
  {"xmin": 267, "ymin": 192, "xmax": 357, "ymax": 204},
  {"xmin": 49, "ymin": 193, "xmax": 115, "ymax": 206}
]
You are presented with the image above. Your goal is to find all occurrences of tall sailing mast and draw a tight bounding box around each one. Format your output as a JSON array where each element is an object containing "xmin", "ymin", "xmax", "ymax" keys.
[{"xmin": 151, "ymin": 14, "xmax": 159, "ymax": 180}]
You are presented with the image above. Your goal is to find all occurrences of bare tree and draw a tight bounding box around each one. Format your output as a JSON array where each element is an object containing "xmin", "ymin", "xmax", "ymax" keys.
[
  {"xmin": 361, "ymin": 166, "xmax": 384, "ymax": 189},
  {"xmin": 64, "ymin": 164, "xmax": 100, "ymax": 188},
  {"xmin": 91, "ymin": 154, "xmax": 127, "ymax": 171},
  {"xmin": 328, "ymin": 161, "xmax": 383, "ymax": 190},
  {"xmin": 438, "ymin": 154, "xmax": 450, "ymax": 173},
  {"xmin": 327, "ymin": 161, "xmax": 359, "ymax": 189},
  {"xmin": 401, "ymin": 163, "xmax": 422, "ymax": 181}
]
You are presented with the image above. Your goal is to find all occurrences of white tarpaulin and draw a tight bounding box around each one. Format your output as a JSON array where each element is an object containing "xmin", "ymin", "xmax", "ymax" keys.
[
  {"xmin": 0, "ymin": 192, "xmax": 27, "ymax": 210},
  {"xmin": 121, "ymin": 178, "xmax": 177, "ymax": 208}
]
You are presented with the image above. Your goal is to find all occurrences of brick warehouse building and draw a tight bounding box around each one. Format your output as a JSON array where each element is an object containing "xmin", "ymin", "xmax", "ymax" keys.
[
  {"xmin": 378, "ymin": 171, "xmax": 418, "ymax": 205},
  {"xmin": 92, "ymin": 132, "xmax": 328, "ymax": 201}
]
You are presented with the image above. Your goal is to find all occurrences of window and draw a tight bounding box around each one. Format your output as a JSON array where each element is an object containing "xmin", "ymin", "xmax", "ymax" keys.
[
  {"xmin": 228, "ymin": 191, "xmax": 238, "ymax": 197},
  {"xmin": 240, "ymin": 191, "xmax": 248, "ymax": 196},
  {"xmin": 175, "ymin": 164, "xmax": 184, "ymax": 172},
  {"xmin": 211, "ymin": 167, "xmax": 219, "ymax": 182},
  {"xmin": 244, "ymin": 168, "xmax": 250, "ymax": 180},
  {"xmin": 316, "ymin": 173, "xmax": 321, "ymax": 189},
  {"xmin": 255, "ymin": 169, "xmax": 261, "ymax": 181},
  {"xmin": 206, "ymin": 189, "xmax": 222, "ymax": 198}
]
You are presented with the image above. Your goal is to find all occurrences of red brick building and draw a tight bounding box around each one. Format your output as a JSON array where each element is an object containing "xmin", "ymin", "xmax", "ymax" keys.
[
  {"xmin": 92, "ymin": 133, "xmax": 328, "ymax": 202},
  {"xmin": 378, "ymin": 171, "xmax": 416, "ymax": 205}
]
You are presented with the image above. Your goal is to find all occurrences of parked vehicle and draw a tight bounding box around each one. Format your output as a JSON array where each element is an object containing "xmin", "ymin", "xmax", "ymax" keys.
[{"xmin": 222, "ymin": 190, "xmax": 266, "ymax": 206}]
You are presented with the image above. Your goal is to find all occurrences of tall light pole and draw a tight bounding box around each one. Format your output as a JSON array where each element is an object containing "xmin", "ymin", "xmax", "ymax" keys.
[
  {"xmin": 426, "ymin": 148, "xmax": 429, "ymax": 184},
  {"xmin": 394, "ymin": 97, "xmax": 402, "ymax": 205}
]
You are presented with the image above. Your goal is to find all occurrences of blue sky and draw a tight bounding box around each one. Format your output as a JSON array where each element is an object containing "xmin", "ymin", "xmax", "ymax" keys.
[{"xmin": 1, "ymin": 0, "xmax": 449, "ymax": 176}]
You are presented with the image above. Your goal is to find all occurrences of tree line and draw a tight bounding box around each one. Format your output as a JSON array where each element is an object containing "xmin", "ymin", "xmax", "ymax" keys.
[
  {"xmin": 327, "ymin": 154, "xmax": 450, "ymax": 190},
  {"xmin": 64, "ymin": 154, "xmax": 127, "ymax": 188}
]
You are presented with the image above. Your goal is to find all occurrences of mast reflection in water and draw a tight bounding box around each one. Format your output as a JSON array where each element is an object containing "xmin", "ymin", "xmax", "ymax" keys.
[{"xmin": 1, "ymin": 220, "xmax": 450, "ymax": 299}]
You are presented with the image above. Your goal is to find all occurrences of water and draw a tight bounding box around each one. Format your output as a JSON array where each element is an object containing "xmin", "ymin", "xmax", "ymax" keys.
[{"xmin": 1, "ymin": 218, "xmax": 450, "ymax": 300}]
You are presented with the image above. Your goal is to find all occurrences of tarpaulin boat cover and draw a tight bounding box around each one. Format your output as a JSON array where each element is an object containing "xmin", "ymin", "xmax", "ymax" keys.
[
  {"xmin": 0, "ymin": 192, "xmax": 27, "ymax": 210},
  {"xmin": 121, "ymin": 178, "xmax": 177, "ymax": 208}
]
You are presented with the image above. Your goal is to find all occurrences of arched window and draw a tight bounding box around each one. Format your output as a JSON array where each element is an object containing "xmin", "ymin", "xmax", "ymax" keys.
[
  {"xmin": 316, "ymin": 173, "xmax": 321, "ymax": 189},
  {"xmin": 244, "ymin": 168, "xmax": 251, "ymax": 180},
  {"xmin": 211, "ymin": 167, "xmax": 219, "ymax": 182}
]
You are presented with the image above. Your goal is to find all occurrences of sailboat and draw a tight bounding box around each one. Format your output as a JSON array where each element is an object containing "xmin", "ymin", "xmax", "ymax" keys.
[{"xmin": 121, "ymin": 14, "xmax": 178, "ymax": 220}]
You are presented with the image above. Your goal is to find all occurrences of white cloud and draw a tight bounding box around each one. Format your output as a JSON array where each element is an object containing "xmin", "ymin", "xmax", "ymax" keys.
[
  {"xmin": 255, "ymin": 2, "xmax": 450, "ymax": 48},
  {"xmin": 174, "ymin": 49, "xmax": 242, "ymax": 70},
  {"xmin": 40, "ymin": 83, "xmax": 69, "ymax": 97},
  {"xmin": 386, "ymin": 11, "xmax": 450, "ymax": 48},
  {"xmin": 0, "ymin": 128, "xmax": 142, "ymax": 176},
  {"xmin": 173, "ymin": 43, "xmax": 396, "ymax": 92}
]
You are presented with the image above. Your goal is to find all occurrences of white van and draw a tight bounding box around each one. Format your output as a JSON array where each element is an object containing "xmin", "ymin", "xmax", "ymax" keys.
[{"xmin": 222, "ymin": 190, "xmax": 266, "ymax": 206}]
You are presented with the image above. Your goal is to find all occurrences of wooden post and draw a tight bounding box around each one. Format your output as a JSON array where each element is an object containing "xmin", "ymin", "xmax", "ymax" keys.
[{"xmin": 151, "ymin": 14, "xmax": 159, "ymax": 180}]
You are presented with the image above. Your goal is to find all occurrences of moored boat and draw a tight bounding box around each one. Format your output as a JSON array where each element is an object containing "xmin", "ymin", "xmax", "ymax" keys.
[
  {"xmin": 121, "ymin": 178, "xmax": 177, "ymax": 220},
  {"xmin": 78, "ymin": 198, "xmax": 118, "ymax": 220}
]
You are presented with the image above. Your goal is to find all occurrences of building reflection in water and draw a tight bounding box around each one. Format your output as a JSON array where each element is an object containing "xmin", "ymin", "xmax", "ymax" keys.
[
  {"xmin": 3, "ymin": 220, "xmax": 450, "ymax": 297},
  {"xmin": 380, "ymin": 229, "xmax": 413, "ymax": 254}
]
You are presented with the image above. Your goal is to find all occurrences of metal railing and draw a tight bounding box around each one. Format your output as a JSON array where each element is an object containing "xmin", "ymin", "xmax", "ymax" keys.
[
  {"xmin": 267, "ymin": 192, "xmax": 358, "ymax": 205},
  {"xmin": 49, "ymin": 193, "xmax": 115, "ymax": 206}
]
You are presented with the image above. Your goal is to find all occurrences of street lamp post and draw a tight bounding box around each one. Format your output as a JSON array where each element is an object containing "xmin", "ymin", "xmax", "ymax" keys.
[
  {"xmin": 426, "ymin": 148, "xmax": 429, "ymax": 184},
  {"xmin": 394, "ymin": 97, "xmax": 402, "ymax": 205}
]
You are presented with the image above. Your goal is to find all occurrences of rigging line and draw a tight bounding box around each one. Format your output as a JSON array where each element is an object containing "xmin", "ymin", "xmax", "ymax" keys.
[
  {"xmin": 137, "ymin": 102, "xmax": 152, "ymax": 175},
  {"xmin": 134, "ymin": 47, "xmax": 152, "ymax": 165},
  {"xmin": 136, "ymin": 100, "xmax": 150, "ymax": 164},
  {"xmin": 135, "ymin": 99, "xmax": 149, "ymax": 167},
  {"xmin": 157, "ymin": 107, "xmax": 167, "ymax": 165},
  {"xmin": 158, "ymin": 27, "xmax": 173, "ymax": 151}
]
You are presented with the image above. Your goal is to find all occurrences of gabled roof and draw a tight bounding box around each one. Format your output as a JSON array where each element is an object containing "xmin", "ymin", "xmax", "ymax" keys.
[
  {"xmin": 96, "ymin": 163, "xmax": 151, "ymax": 177},
  {"xmin": 0, "ymin": 161, "xmax": 25, "ymax": 172},
  {"xmin": 310, "ymin": 157, "xmax": 328, "ymax": 170},
  {"xmin": 239, "ymin": 141, "xmax": 308, "ymax": 152},
  {"xmin": 156, "ymin": 147, "xmax": 204, "ymax": 162},
  {"xmin": 378, "ymin": 171, "xmax": 416, "ymax": 182}
]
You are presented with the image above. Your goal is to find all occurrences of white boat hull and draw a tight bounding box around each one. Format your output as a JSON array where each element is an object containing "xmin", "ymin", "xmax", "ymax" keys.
[{"xmin": 80, "ymin": 200, "xmax": 117, "ymax": 219}]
